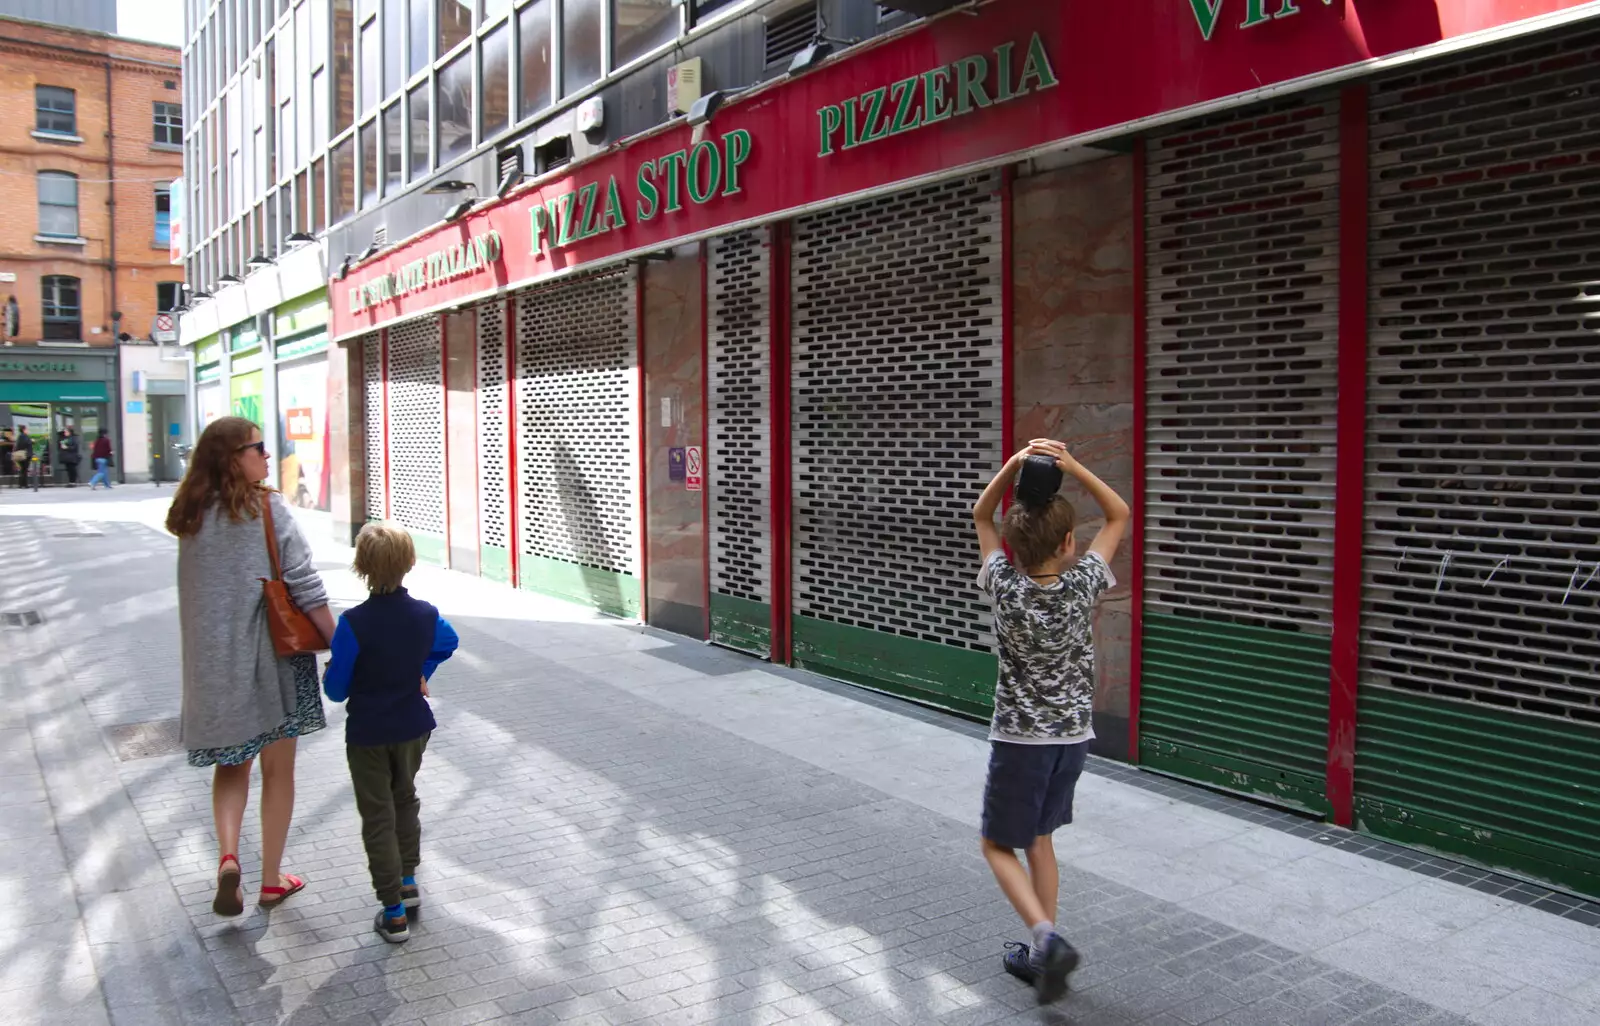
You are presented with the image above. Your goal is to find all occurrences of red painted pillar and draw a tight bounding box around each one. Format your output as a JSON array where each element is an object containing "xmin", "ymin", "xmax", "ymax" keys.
[
  {"xmin": 1001, "ymin": 167, "xmax": 1015, "ymax": 464},
  {"xmin": 1129, "ymin": 138, "xmax": 1147, "ymax": 766},
  {"xmin": 380, "ymin": 328, "xmax": 390, "ymax": 520},
  {"xmin": 1328, "ymin": 84, "xmax": 1370, "ymax": 828},
  {"xmin": 770, "ymin": 223, "xmax": 793, "ymax": 666},
  {"xmin": 506, "ymin": 296, "xmax": 520, "ymax": 589},
  {"xmin": 636, "ymin": 264, "xmax": 650, "ymax": 620},
  {"xmin": 700, "ymin": 241, "xmax": 712, "ymax": 641}
]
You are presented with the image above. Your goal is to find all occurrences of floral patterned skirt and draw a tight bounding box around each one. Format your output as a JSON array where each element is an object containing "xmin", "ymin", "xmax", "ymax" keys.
[{"xmin": 186, "ymin": 655, "xmax": 326, "ymax": 767}]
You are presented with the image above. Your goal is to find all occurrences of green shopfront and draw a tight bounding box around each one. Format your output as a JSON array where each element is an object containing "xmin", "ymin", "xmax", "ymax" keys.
[{"xmin": 0, "ymin": 349, "xmax": 117, "ymax": 484}]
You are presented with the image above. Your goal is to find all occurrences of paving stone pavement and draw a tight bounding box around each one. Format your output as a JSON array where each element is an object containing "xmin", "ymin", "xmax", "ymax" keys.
[{"xmin": 2, "ymin": 491, "xmax": 1598, "ymax": 1026}]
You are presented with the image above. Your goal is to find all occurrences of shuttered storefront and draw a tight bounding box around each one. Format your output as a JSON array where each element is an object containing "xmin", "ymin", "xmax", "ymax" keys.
[
  {"xmin": 513, "ymin": 269, "xmax": 642, "ymax": 617},
  {"xmin": 788, "ymin": 174, "xmax": 1003, "ymax": 717},
  {"xmin": 1357, "ymin": 28, "xmax": 1600, "ymax": 895},
  {"xmin": 360, "ymin": 332, "xmax": 384, "ymax": 522},
  {"xmin": 382, "ymin": 318, "xmax": 447, "ymax": 564},
  {"xmin": 1141, "ymin": 96, "xmax": 1342, "ymax": 811},
  {"xmin": 475, "ymin": 300, "xmax": 514, "ymax": 584},
  {"xmin": 707, "ymin": 229, "xmax": 775, "ymax": 656}
]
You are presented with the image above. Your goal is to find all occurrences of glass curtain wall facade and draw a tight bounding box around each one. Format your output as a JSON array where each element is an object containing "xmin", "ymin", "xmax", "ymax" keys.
[{"xmin": 181, "ymin": 0, "xmax": 691, "ymax": 290}]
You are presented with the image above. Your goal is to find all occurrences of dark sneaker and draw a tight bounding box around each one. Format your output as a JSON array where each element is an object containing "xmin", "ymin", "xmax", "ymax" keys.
[
  {"xmin": 1002, "ymin": 942, "xmax": 1037, "ymax": 985},
  {"xmin": 374, "ymin": 909, "xmax": 410, "ymax": 944},
  {"xmin": 401, "ymin": 883, "xmax": 420, "ymax": 917},
  {"xmin": 1035, "ymin": 934, "xmax": 1080, "ymax": 1005}
]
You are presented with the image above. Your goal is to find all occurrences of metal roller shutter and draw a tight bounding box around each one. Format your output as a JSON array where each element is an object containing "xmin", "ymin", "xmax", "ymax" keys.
[
  {"xmin": 708, "ymin": 229, "xmax": 774, "ymax": 656},
  {"xmin": 476, "ymin": 300, "xmax": 513, "ymax": 583},
  {"xmin": 1359, "ymin": 28, "xmax": 1600, "ymax": 895},
  {"xmin": 385, "ymin": 317, "xmax": 447, "ymax": 564},
  {"xmin": 1142, "ymin": 95, "xmax": 1342, "ymax": 811},
  {"xmin": 360, "ymin": 332, "xmax": 385, "ymax": 522},
  {"xmin": 513, "ymin": 269, "xmax": 641, "ymax": 617},
  {"xmin": 789, "ymin": 173, "xmax": 1002, "ymax": 717}
]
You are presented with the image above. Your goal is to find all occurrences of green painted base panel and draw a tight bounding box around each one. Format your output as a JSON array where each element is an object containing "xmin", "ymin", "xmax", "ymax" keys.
[
  {"xmin": 480, "ymin": 545, "xmax": 511, "ymax": 585},
  {"xmin": 517, "ymin": 553, "xmax": 641, "ymax": 619},
  {"xmin": 1140, "ymin": 613, "xmax": 1332, "ymax": 815},
  {"xmin": 1356, "ymin": 688, "xmax": 1600, "ymax": 899},
  {"xmin": 412, "ymin": 532, "xmax": 446, "ymax": 567},
  {"xmin": 710, "ymin": 594, "xmax": 771, "ymax": 658},
  {"xmin": 792, "ymin": 615, "xmax": 996, "ymax": 721}
]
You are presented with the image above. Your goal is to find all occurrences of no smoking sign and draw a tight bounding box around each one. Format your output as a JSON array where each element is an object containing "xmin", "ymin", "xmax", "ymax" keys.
[{"xmin": 685, "ymin": 446, "xmax": 702, "ymax": 492}]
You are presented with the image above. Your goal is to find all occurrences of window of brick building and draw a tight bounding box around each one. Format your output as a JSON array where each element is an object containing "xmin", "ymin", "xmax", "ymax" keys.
[
  {"xmin": 36, "ymin": 86, "xmax": 77, "ymax": 136},
  {"xmin": 38, "ymin": 172, "xmax": 79, "ymax": 238},
  {"xmin": 154, "ymin": 102, "xmax": 184, "ymax": 146},
  {"xmin": 155, "ymin": 188, "xmax": 173, "ymax": 246},
  {"xmin": 157, "ymin": 282, "xmax": 181, "ymax": 312},
  {"xmin": 41, "ymin": 276, "xmax": 81, "ymax": 340}
]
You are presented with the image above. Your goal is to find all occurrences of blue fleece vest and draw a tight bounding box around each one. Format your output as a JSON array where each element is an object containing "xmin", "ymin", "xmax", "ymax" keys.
[{"xmin": 341, "ymin": 590, "xmax": 439, "ymax": 746}]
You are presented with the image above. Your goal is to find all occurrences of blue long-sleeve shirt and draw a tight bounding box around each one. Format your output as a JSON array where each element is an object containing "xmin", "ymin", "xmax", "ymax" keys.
[{"xmin": 322, "ymin": 588, "xmax": 458, "ymax": 745}]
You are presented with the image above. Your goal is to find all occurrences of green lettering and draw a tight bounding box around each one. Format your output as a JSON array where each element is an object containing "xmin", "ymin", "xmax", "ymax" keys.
[
  {"xmin": 1015, "ymin": 34, "xmax": 1058, "ymax": 95},
  {"xmin": 637, "ymin": 160, "xmax": 660, "ymax": 220},
  {"xmin": 888, "ymin": 76, "xmax": 922, "ymax": 136},
  {"xmin": 485, "ymin": 230, "xmax": 502, "ymax": 262},
  {"xmin": 603, "ymin": 176, "xmax": 628, "ymax": 232},
  {"xmin": 722, "ymin": 129, "xmax": 751, "ymax": 196},
  {"xmin": 953, "ymin": 55, "xmax": 991, "ymax": 116},
  {"xmin": 660, "ymin": 149, "xmax": 688, "ymax": 213},
  {"xmin": 922, "ymin": 66, "xmax": 953, "ymax": 124},
  {"xmin": 1187, "ymin": 0, "xmax": 1226, "ymax": 39},
  {"xmin": 1240, "ymin": 0, "xmax": 1271, "ymax": 26},
  {"xmin": 818, "ymin": 104, "xmax": 843, "ymax": 156},
  {"xmin": 857, "ymin": 88, "xmax": 888, "ymax": 145},
  {"xmin": 688, "ymin": 141, "xmax": 722, "ymax": 205},
  {"xmin": 556, "ymin": 193, "xmax": 579, "ymax": 247},
  {"xmin": 577, "ymin": 182, "xmax": 602, "ymax": 239},
  {"xmin": 994, "ymin": 42, "xmax": 1016, "ymax": 102},
  {"xmin": 465, "ymin": 239, "xmax": 480, "ymax": 271}
]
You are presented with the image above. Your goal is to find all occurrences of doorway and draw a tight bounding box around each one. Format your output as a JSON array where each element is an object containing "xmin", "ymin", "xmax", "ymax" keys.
[{"xmin": 148, "ymin": 394, "xmax": 189, "ymax": 483}]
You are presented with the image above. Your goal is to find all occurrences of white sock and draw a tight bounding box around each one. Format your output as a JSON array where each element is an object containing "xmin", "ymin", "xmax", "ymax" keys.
[{"xmin": 1031, "ymin": 921, "xmax": 1055, "ymax": 959}]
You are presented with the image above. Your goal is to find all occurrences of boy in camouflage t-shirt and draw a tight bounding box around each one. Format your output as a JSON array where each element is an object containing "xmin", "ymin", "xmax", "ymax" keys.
[{"xmin": 971, "ymin": 439, "xmax": 1129, "ymax": 1004}]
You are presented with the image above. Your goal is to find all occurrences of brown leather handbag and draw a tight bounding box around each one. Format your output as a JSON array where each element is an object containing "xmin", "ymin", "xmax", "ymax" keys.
[{"xmin": 259, "ymin": 494, "xmax": 328, "ymax": 656}]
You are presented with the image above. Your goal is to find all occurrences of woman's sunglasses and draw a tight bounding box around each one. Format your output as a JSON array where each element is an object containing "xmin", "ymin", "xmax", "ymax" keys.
[{"xmin": 236, "ymin": 441, "xmax": 267, "ymax": 456}]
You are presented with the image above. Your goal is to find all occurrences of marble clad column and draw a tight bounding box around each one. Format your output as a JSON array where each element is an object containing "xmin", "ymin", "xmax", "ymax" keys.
[
  {"xmin": 1012, "ymin": 154, "xmax": 1137, "ymax": 760},
  {"xmin": 643, "ymin": 246, "xmax": 708, "ymax": 638},
  {"xmin": 328, "ymin": 339, "xmax": 365, "ymax": 546},
  {"xmin": 444, "ymin": 308, "xmax": 481, "ymax": 574}
]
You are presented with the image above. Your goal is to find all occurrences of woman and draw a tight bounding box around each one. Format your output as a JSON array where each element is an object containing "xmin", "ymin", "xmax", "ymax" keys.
[
  {"xmin": 166, "ymin": 417, "xmax": 335, "ymax": 916},
  {"xmin": 58, "ymin": 426, "xmax": 81, "ymax": 486},
  {"xmin": 88, "ymin": 429, "xmax": 113, "ymax": 490}
]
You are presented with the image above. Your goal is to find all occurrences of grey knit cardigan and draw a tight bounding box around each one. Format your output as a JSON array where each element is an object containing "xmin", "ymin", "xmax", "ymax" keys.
[{"xmin": 177, "ymin": 490, "xmax": 329, "ymax": 750}]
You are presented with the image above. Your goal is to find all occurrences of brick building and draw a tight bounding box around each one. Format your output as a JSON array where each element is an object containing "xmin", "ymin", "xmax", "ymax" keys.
[
  {"xmin": 0, "ymin": 14, "xmax": 187, "ymax": 485},
  {"xmin": 0, "ymin": 15, "xmax": 183, "ymax": 347}
]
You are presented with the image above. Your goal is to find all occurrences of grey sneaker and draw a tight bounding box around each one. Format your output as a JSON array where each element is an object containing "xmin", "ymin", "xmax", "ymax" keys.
[
  {"xmin": 1035, "ymin": 934, "xmax": 1080, "ymax": 1004},
  {"xmin": 375, "ymin": 909, "xmax": 410, "ymax": 944}
]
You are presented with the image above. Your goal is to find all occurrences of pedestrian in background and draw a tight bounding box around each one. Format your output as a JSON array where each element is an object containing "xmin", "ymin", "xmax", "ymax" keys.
[
  {"xmin": 165, "ymin": 416, "xmax": 336, "ymax": 916},
  {"xmin": 13, "ymin": 426, "xmax": 33, "ymax": 488},
  {"xmin": 970, "ymin": 438, "xmax": 1129, "ymax": 1005},
  {"xmin": 0, "ymin": 430, "xmax": 13, "ymax": 484},
  {"xmin": 322, "ymin": 521, "xmax": 458, "ymax": 944},
  {"xmin": 58, "ymin": 426, "xmax": 81, "ymax": 487},
  {"xmin": 88, "ymin": 429, "xmax": 112, "ymax": 490}
]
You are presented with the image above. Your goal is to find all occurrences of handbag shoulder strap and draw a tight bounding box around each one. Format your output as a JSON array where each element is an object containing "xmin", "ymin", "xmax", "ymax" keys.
[{"xmin": 259, "ymin": 491, "xmax": 284, "ymax": 582}]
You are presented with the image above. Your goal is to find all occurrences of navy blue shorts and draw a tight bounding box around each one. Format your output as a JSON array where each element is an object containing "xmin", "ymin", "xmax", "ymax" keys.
[{"xmin": 981, "ymin": 740, "xmax": 1089, "ymax": 849}]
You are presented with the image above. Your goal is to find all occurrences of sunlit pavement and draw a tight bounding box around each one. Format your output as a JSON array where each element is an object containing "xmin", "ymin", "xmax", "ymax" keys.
[{"xmin": 2, "ymin": 488, "xmax": 1597, "ymax": 1026}]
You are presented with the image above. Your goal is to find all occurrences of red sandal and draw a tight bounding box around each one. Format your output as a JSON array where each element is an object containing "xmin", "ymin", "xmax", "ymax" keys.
[
  {"xmin": 213, "ymin": 855, "xmax": 243, "ymax": 917},
  {"xmin": 258, "ymin": 873, "xmax": 306, "ymax": 909}
]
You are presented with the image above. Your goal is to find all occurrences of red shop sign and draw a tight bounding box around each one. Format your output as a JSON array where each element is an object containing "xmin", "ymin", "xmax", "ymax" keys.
[{"xmin": 332, "ymin": 0, "xmax": 1594, "ymax": 339}]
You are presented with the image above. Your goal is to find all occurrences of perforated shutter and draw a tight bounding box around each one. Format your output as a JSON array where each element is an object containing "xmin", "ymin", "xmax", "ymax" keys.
[
  {"xmin": 360, "ymin": 332, "xmax": 384, "ymax": 521},
  {"xmin": 707, "ymin": 229, "xmax": 773, "ymax": 656},
  {"xmin": 385, "ymin": 317, "xmax": 447, "ymax": 563},
  {"xmin": 1142, "ymin": 95, "xmax": 1341, "ymax": 811},
  {"xmin": 1358, "ymin": 28, "xmax": 1600, "ymax": 896},
  {"xmin": 788, "ymin": 174, "xmax": 1002, "ymax": 716},
  {"xmin": 513, "ymin": 268, "xmax": 641, "ymax": 617},
  {"xmin": 476, "ymin": 300, "xmax": 513, "ymax": 583}
]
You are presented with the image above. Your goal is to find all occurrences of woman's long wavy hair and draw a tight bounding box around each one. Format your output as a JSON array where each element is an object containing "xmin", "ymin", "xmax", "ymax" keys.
[{"xmin": 165, "ymin": 416, "xmax": 267, "ymax": 537}]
